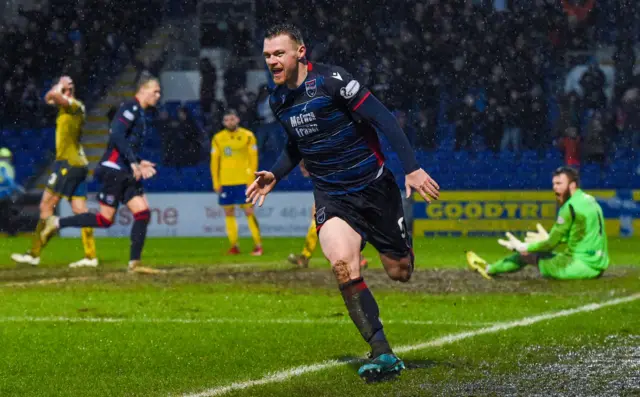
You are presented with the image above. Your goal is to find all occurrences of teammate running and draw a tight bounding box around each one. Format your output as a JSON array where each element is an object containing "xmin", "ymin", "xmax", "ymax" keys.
[
  {"xmin": 247, "ymin": 24, "xmax": 440, "ymax": 382},
  {"xmin": 467, "ymin": 167, "xmax": 609, "ymax": 280},
  {"xmin": 211, "ymin": 109, "xmax": 263, "ymax": 255},
  {"xmin": 40, "ymin": 74, "xmax": 162, "ymax": 273},
  {"xmin": 11, "ymin": 76, "xmax": 98, "ymax": 268}
]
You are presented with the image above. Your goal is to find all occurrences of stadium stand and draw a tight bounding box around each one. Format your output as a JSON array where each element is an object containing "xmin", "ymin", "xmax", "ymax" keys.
[
  {"xmin": 1, "ymin": 0, "xmax": 639, "ymax": 195},
  {"xmin": 146, "ymin": 0, "xmax": 639, "ymax": 192},
  {"xmin": 0, "ymin": 0, "xmax": 163, "ymax": 186}
]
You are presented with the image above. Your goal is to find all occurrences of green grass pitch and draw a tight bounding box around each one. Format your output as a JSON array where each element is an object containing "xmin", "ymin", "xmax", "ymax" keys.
[{"xmin": 0, "ymin": 236, "xmax": 639, "ymax": 396}]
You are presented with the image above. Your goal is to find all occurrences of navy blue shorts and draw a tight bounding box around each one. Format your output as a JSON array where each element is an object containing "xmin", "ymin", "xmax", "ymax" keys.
[
  {"xmin": 313, "ymin": 168, "xmax": 411, "ymax": 259},
  {"xmin": 219, "ymin": 184, "xmax": 247, "ymax": 206},
  {"xmin": 95, "ymin": 165, "xmax": 144, "ymax": 208}
]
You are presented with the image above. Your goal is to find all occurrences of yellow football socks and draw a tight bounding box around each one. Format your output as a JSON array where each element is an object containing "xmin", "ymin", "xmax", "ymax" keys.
[
  {"xmin": 247, "ymin": 215, "xmax": 262, "ymax": 247},
  {"xmin": 225, "ymin": 215, "xmax": 239, "ymax": 247},
  {"xmin": 301, "ymin": 219, "xmax": 318, "ymax": 258},
  {"xmin": 29, "ymin": 219, "xmax": 47, "ymax": 257},
  {"xmin": 81, "ymin": 227, "xmax": 97, "ymax": 259}
]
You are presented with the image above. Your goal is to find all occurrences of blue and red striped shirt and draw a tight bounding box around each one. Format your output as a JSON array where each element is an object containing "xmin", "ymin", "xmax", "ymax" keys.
[
  {"xmin": 269, "ymin": 62, "xmax": 419, "ymax": 195},
  {"xmin": 100, "ymin": 98, "xmax": 147, "ymax": 171}
]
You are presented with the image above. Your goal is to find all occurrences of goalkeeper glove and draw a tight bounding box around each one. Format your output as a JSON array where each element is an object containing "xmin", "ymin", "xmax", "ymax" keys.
[
  {"xmin": 525, "ymin": 223, "xmax": 549, "ymax": 244},
  {"xmin": 498, "ymin": 232, "xmax": 528, "ymax": 253}
]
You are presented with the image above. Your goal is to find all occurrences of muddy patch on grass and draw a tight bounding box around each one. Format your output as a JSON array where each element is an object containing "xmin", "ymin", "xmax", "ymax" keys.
[
  {"xmin": 431, "ymin": 334, "xmax": 640, "ymax": 397},
  {"xmin": 166, "ymin": 265, "xmax": 640, "ymax": 295},
  {"xmin": 1, "ymin": 265, "xmax": 639, "ymax": 295}
]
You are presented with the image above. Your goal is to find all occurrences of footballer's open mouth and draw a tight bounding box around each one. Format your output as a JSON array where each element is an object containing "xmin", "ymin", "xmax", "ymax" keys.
[{"xmin": 271, "ymin": 67, "xmax": 284, "ymax": 78}]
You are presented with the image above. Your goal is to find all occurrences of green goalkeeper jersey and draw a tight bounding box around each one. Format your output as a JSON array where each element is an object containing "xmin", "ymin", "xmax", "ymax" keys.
[{"xmin": 526, "ymin": 189, "xmax": 609, "ymax": 271}]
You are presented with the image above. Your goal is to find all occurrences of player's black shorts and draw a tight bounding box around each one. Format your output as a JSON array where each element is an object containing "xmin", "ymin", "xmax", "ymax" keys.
[
  {"xmin": 94, "ymin": 165, "xmax": 144, "ymax": 208},
  {"xmin": 45, "ymin": 161, "xmax": 88, "ymax": 199},
  {"xmin": 314, "ymin": 168, "xmax": 411, "ymax": 258}
]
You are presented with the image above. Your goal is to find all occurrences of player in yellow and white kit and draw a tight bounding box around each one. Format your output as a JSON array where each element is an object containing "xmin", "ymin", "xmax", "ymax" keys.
[
  {"xmin": 211, "ymin": 110, "xmax": 263, "ymax": 255},
  {"xmin": 11, "ymin": 76, "xmax": 98, "ymax": 268}
]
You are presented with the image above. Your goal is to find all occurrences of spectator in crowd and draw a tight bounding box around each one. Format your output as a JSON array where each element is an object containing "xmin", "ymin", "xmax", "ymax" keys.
[
  {"xmin": 223, "ymin": 58, "xmax": 247, "ymax": 101},
  {"xmin": 200, "ymin": 57, "xmax": 217, "ymax": 114},
  {"xmin": 501, "ymin": 89, "xmax": 525, "ymax": 152},
  {"xmin": 483, "ymin": 96, "xmax": 505, "ymax": 153},
  {"xmin": 204, "ymin": 100, "xmax": 225, "ymax": 138},
  {"xmin": 556, "ymin": 92, "xmax": 583, "ymax": 138},
  {"xmin": 450, "ymin": 94, "xmax": 478, "ymax": 151},
  {"xmin": 231, "ymin": 21, "xmax": 252, "ymax": 57},
  {"xmin": 621, "ymin": 87, "xmax": 640, "ymax": 149},
  {"xmin": 0, "ymin": 0, "xmax": 164, "ymax": 130},
  {"xmin": 525, "ymin": 85, "xmax": 550, "ymax": 150},
  {"xmin": 253, "ymin": 84, "xmax": 280, "ymax": 152},
  {"xmin": 556, "ymin": 126, "xmax": 581, "ymax": 168},
  {"xmin": 133, "ymin": 51, "xmax": 167, "ymax": 89},
  {"xmin": 21, "ymin": 80, "xmax": 43, "ymax": 127},
  {"xmin": 179, "ymin": 106, "xmax": 208, "ymax": 163},
  {"xmin": 613, "ymin": 36, "xmax": 637, "ymax": 103},
  {"xmin": 414, "ymin": 109, "xmax": 437, "ymax": 150},
  {"xmin": 0, "ymin": 148, "xmax": 22, "ymax": 236},
  {"xmin": 561, "ymin": 0, "xmax": 596, "ymax": 21},
  {"xmin": 158, "ymin": 107, "xmax": 207, "ymax": 167},
  {"xmin": 580, "ymin": 59, "xmax": 608, "ymax": 111},
  {"xmin": 583, "ymin": 111, "xmax": 608, "ymax": 167}
]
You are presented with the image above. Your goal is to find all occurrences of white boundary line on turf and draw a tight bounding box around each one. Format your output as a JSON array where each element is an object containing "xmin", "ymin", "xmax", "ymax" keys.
[
  {"xmin": 180, "ymin": 292, "xmax": 640, "ymax": 397},
  {"xmin": 0, "ymin": 316, "xmax": 491, "ymax": 327},
  {"xmin": 1, "ymin": 276, "xmax": 101, "ymax": 287}
]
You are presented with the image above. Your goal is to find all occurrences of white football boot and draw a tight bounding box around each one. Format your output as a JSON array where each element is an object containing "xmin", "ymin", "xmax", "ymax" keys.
[
  {"xmin": 69, "ymin": 257, "xmax": 99, "ymax": 268},
  {"xmin": 11, "ymin": 253, "xmax": 40, "ymax": 266}
]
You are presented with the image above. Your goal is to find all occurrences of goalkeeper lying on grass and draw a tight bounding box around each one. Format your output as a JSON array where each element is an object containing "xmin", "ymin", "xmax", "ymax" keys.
[{"xmin": 467, "ymin": 167, "xmax": 609, "ymax": 280}]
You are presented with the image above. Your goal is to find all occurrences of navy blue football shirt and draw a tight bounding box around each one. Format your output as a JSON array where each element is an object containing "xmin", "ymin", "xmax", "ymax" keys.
[
  {"xmin": 100, "ymin": 98, "xmax": 148, "ymax": 171},
  {"xmin": 269, "ymin": 62, "xmax": 418, "ymax": 195}
]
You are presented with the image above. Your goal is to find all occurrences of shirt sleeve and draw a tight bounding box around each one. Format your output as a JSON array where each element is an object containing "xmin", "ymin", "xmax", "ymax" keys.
[
  {"xmin": 109, "ymin": 103, "xmax": 139, "ymax": 165},
  {"xmin": 527, "ymin": 203, "xmax": 574, "ymax": 253},
  {"xmin": 247, "ymin": 131, "xmax": 258, "ymax": 183},
  {"xmin": 325, "ymin": 67, "xmax": 420, "ymax": 174},
  {"xmin": 66, "ymin": 98, "xmax": 85, "ymax": 114},
  {"xmin": 267, "ymin": 96, "xmax": 302, "ymax": 182},
  {"xmin": 210, "ymin": 134, "xmax": 221, "ymax": 191},
  {"xmin": 270, "ymin": 136, "xmax": 302, "ymax": 183}
]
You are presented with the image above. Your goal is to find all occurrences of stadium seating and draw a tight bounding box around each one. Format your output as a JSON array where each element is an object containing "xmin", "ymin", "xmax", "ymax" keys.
[
  {"xmin": 1, "ymin": 128, "xmax": 56, "ymax": 184},
  {"xmin": 5, "ymin": 97, "xmax": 634, "ymax": 192},
  {"xmin": 107, "ymin": 94, "xmax": 636, "ymax": 193}
]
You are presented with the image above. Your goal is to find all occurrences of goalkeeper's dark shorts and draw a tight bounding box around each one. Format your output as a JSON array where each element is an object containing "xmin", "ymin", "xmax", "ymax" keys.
[{"xmin": 313, "ymin": 168, "xmax": 412, "ymax": 259}]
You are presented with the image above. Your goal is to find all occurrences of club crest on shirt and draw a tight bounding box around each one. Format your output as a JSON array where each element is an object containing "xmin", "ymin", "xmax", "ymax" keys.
[{"xmin": 305, "ymin": 79, "xmax": 317, "ymax": 97}]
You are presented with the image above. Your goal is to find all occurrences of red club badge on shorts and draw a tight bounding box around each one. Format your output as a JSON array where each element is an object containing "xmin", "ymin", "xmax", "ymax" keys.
[{"xmin": 305, "ymin": 79, "xmax": 317, "ymax": 98}]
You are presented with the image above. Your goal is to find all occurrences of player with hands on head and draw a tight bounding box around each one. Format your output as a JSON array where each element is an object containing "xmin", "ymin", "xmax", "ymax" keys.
[{"xmin": 12, "ymin": 75, "xmax": 98, "ymax": 268}]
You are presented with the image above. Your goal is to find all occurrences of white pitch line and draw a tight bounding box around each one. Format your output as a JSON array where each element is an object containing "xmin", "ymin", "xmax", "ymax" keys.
[
  {"xmin": 1, "ymin": 276, "xmax": 101, "ymax": 288},
  {"xmin": 180, "ymin": 292, "xmax": 640, "ymax": 397},
  {"xmin": 0, "ymin": 316, "xmax": 489, "ymax": 327}
]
